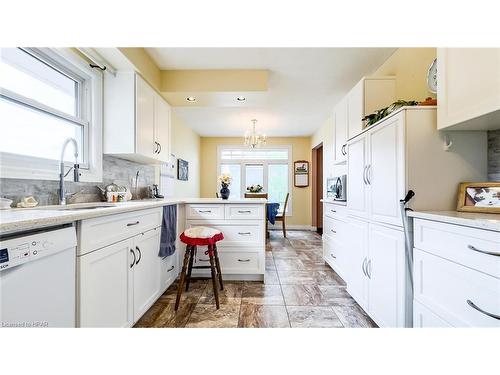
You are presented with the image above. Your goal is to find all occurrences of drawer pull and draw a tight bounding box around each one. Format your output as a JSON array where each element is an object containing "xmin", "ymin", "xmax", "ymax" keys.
[
  {"xmin": 330, "ymin": 209, "xmax": 336, "ymax": 213},
  {"xmin": 127, "ymin": 221, "xmax": 140, "ymax": 226},
  {"xmin": 130, "ymin": 249, "xmax": 136, "ymax": 268},
  {"xmin": 238, "ymin": 259, "xmax": 251, "ymax": 262},
  {"xmin": 198, "ymin": 210, "xmax": 212, "ymax": 213},
  {"xmin": 330, "ymin": 229, "xmax": 336, "ymax": 234},
  {"xmin": 466, "ymin": 300, "xmax": 500, "ymax": 320},
  {"xmin": 135, "ymin": 246, "xmax": 142, "ymax": 265},
  {"xmin": 167, "ymin": 265, "xmax": 175, "ymax": 272},
  {"xmin": 362, "ymin": 257, "xmax": 368, "ymax": 277},
  {"xmin": 330, "ymin": 253, "xmax": 337, "ymax": 259},
  {"xmin": 198, "ymin": 258, "xmax": 210, "ymax": 262},
  {"xmin": 238, "ymin": 210, "xmax": 252, "ymax": 213},
  {"xmin": 238, "ymin": 232, "xmax": 252, "ymax": 235},
  {"xmin": 467, "ymin": 245, "xmax": 500, "ymax": 257}
]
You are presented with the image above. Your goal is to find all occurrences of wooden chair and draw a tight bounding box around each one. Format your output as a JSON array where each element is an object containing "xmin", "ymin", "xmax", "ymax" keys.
[
  {"xmin": 244, "ymin": 193, "xmax": 268, "ymax": 199},
  {"xmin": 274, "ymin": 193, "xmax": 290, "ymax": 237}
]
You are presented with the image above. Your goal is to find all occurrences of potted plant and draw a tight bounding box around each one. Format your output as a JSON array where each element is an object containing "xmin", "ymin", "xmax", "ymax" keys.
[
  {"xmin": 218, "ymin": 173, "xmax": 232, "ymax": 200},
  {"xmin": 246, "ymin": 184, "xmax": 264, "ymax": 193}
]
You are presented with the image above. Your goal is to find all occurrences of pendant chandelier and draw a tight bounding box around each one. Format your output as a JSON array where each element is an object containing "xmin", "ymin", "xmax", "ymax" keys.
[{"xmin": 244, "ymin": 119, "xmax": 266, "ymax": 149}]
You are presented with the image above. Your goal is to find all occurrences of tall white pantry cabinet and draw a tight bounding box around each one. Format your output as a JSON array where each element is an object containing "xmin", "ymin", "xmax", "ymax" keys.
[{"xmin": 339, "ymin": 107, "xmax": 487, "ymax": 328}]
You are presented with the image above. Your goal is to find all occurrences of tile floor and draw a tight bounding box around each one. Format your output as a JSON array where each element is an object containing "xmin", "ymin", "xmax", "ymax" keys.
[{"xmin": 135, "ymin": 230, "xmax": 377, "ymax": 328}]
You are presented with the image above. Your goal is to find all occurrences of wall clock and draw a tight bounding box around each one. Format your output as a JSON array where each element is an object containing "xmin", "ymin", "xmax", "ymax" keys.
[{"xmin": 427, "ymin": 58, "xmax": 437, "ymax": 94}]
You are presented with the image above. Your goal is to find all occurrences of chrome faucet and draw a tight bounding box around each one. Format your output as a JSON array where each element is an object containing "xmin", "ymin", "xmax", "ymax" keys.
[{"xmin": 59, "ymin": 137, "xmax": 80, "ymax": 205}]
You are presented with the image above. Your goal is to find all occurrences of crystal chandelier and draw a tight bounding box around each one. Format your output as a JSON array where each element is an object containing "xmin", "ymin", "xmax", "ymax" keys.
[{"xmin": 244, "ymin": 119, "xmax": 266, "ymax": 149}]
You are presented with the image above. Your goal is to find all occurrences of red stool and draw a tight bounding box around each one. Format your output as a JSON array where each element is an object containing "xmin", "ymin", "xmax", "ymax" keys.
[{"xmin": 175, "ymin": 227, "xmax": 224, "ymax": 310}]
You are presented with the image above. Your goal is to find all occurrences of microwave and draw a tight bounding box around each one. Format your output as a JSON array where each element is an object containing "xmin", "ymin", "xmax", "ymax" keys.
[{"xmin": 326, "ymin": 175, "xmax": 347, "ymax": 201}]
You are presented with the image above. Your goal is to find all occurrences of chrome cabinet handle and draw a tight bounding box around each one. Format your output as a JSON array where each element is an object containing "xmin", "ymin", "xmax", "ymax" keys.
[
  {"xmin": 468, "ymin": 245, "xmax": 500, "ymax": 257},
  {"xmin": 467, "ymin": 300, "xmax": 500, "ymax": 320},
  {"xmin": 238, "ymin": 210, "xmax": 252, "ymax": 213},
  {"xmin": 362, "ymin": 166, "xmax": 368, "ymax": 185},
  {"xmin": 330, "ymin": 253, "xmax": 337, "ymax": 259},
  {"xmin": 135, "ymin": 246, "xmax": 141, "ymax": 265},
  {"xmin": 127, "ymin": 221, "xmax": 140, "ymax": 226},
  {"xmin": 238, "ymin": 259, "xmax": 251, "ymax": 262},
  {"xmin": 198, "ymin": 258, "xmax": 210, "ymax": 262},
  {"xmin": 130, "ymin": 249, "xmax": 136, "ymax": 268},
  {"xmin": 238, "ymin": 232, "xmax": 252, "ymax": 235},
  {"xmin": 167, "ymin": 265, "xmax": 175, "ymax": 272},
  {"xmin": 362, "ymin": 257, "xmax": 367, "ymax": 276},
  {"xmin": 367, "ymin": 259, "xmax": 372, "ymax": 279},
  {"xmin": 366, "ymin": 165, "xmax": 372, "ymax": 185}
]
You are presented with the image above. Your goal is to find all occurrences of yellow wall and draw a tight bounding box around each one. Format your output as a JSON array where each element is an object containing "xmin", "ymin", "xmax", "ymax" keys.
[
  {"xmin": 373, "ymin": 48, "xmax": 437, "ymax": 101},
  {"xmin": 118, "ymin": 48, "xmax": 162, "ymax": 90},
  {"xmin": 171, "ymin": 113, "xmax": 201, "ymax": 198},
  {"xmin": 200, "ymin": 137, "xmax": 312, "ymax": 227}
]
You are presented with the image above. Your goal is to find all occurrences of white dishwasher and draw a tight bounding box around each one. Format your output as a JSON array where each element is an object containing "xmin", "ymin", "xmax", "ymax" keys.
[{"xmin": 0, "ymin": 225, "xmax": 77, "ymax": 328}]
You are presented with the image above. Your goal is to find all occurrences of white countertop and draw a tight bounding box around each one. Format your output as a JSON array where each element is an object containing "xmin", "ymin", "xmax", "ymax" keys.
[
  {"xmin": 0, "ymin": 198, "xmax": 267, "ymax": 235},
  {"xmin": 408, "ymin": 210, "xmax": 500, "ymax": 232},
  {"xmin": 320, "ymin": 198, "xmax": 347, "ymax": 206}
]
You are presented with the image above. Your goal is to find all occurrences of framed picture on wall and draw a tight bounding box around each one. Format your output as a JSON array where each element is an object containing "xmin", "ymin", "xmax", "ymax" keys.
[
  {"xmin": 294, "ymin": 160, "xmax": 309, "ymax": 174},
  {"xmin": 177, "ymin": 159, "xmax": 189, "ymax": 181},
  {"xmin": 294, "ymin": 160, "xmax": 309, "ymax": 187},
  {"xmin": 457, "ymin": 182, "xmax": 500, "ymax": 213}
]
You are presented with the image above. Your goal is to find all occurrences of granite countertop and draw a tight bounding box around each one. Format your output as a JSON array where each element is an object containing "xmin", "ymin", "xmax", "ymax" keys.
[
  {"xmin": 0, "ymin": 198, "xmax": 267, "ymax": 235},
  {"xmin": 320, "ymin": 198, "xmax": 347, "ymax": 206},
  {"xmin": 408, "ymin": 210, "xmax": 500, "ymax": 232}
]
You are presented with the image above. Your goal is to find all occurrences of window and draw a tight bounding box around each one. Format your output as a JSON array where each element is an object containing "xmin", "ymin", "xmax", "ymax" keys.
[
  {"xmin": 217, "ymin": 145, "xmax": 292, "ymax": 214},
  {"xmin": 0, "ymin": 48, "xmax": 102, "ymax": 181}
]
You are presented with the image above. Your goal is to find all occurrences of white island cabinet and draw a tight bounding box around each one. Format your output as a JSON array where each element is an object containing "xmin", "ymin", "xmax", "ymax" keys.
[{"xmin": 182, "ymin": 199, "xmax": 267, "ymax": 281}]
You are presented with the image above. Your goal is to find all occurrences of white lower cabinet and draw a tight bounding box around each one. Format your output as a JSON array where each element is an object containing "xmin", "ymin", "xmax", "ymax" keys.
[
  {"xmin": 77, "ymin": 208, "xmax": 178, "ymax": 327},
  {"xmin": 343, "ymin": 218, "xmax": 408, "ymax": 328}
]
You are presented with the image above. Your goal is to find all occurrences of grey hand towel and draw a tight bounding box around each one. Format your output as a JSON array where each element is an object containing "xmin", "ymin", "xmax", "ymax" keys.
[{"xmin": 159, "ymin": 204, "xmax": 177, "ymax": 257}]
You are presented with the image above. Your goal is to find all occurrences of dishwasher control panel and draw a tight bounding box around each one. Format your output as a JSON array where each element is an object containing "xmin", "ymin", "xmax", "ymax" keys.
[{"xmin": 0, "ymin": 226, "xmax": 76, "ymax": 271}]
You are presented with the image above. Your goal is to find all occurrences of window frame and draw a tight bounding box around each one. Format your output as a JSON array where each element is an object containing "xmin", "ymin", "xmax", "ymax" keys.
[
  {"xmin": 217, "ymin": 145, "xmax": 293, "ymax": 216},
  {"xmin": 0, "ymin": 48, "xmax": 102, "ymax": 182}
]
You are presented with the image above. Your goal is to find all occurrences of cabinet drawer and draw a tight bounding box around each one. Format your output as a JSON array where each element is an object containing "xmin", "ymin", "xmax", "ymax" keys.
[
  {"xmin": 78, "ymin": 208, "xmax": 162, "ymax": 256},
  {"xmin": 186, "ymin": 204, "xmax": 224, "ymax": 220},
  {"xmin": 324, "ymin": 203, "xmax": 347, "ymax": 220},
  {"xmin": 323, "ymin": 234, "xmax": 338, "ymax": 265},
  {"xmin": 219, "ymin": 251, "xmax": 262, "ymax": 274},
  {"xmin": 323, "ymin": 216, "xmax": 346, "ymax": 241},
  {"xmin": 224, "ymin": 205, "xmax": 264, "ymax": 220},
  {"xmin": 414, "ymin": 219, "xmax": 500, "ymax": 278},
  {"xmin": 414, "ymin": 248, "xmax": 500, "ymax": 327},
  {"xmin": 159, "ymin": 253, "xmax": 177, "ymax": 293},
  {"xmin": 413, "ymin": 300, "xmax": 452, "ymax": 328},
  {"xmin": 186, "ymin": 221, "xmax": 264, "ymax": 248}
]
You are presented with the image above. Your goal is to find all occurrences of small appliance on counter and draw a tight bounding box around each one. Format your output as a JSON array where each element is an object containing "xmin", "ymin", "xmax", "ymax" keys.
[{"xmin": 326, "ymin": 175, "xmax": 347, "ymax": 202}]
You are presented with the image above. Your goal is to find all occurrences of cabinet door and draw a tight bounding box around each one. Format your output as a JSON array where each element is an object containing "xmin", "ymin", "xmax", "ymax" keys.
[
  {"xmin": 346, "ymin": 136, "xmax": 368, "ymax": 218},
  {"xmin": 133, "ymin": 227, "xmax": 161, "ymax": 322},
  {"xmin": 334, "ymin": 98, "xmax": 348, "ymax": 163},
  {"xmin": 154, "ymin": 93, "xmax": 171, "ymax": 163},
  {"xmin": 345, "ymin": 218, "xmax": 369, "ymax": 310},
  {"xmin": 78, "ymin": 239, "xmax": 134, "ymax": 327},
  {"xmin": 159, "ymin": 252, "xmax": 177, "ymax": 293},
  {"xmin": 367, "ymin": 114, "xmax": 405, "ymax": 226},
  {"xmin": 347, "ymin": 80, "xmax": 364, "ymax": 139},
  {"xmin": 438, "ymin": 48, "xmax": 500, "ymax": 130},
  {"xmin": 136, "ymin": 75, "xmax": 155, "ymax": 158},
  {"xmin": 367, "ymin": 224, "xmax": 406, "ymax": 328}
]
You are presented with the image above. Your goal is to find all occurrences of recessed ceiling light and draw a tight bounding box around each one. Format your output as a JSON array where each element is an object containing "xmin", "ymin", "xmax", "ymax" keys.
[
  {"xmin": 236, "ymin": 96, "xmax": 246, "ymax": 101},
  {"xmin": 186, "ymin": 96, "xmax": 197, "ymax": 102}
]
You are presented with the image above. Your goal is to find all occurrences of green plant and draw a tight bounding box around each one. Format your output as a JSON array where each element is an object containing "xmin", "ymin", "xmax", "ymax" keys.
[{"xmin": 362, "ymin": 100, "xmax": 419, "ymax": 127}]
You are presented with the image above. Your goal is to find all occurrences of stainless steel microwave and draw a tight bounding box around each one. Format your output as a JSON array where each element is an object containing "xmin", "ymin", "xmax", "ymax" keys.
[{"xmin": 326, "ymin": 175, "xmax": 347, "ymax": 201}]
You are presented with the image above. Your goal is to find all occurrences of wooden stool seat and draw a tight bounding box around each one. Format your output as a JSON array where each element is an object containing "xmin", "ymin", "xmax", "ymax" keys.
[{"xmin": 175, "ymin": 227, "xmax": 224, "ymax": 310}]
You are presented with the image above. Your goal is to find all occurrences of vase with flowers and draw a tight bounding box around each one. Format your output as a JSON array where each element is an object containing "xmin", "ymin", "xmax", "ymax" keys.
[{"xmin": 218, "ymin": 173, "xmax": 232, "ymax": 200}]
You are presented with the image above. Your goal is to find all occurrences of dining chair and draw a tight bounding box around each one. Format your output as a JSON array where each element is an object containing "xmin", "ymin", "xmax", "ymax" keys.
[{"xmin": 274, "ymin": 193, "xmax": 290, "ymax": 237}]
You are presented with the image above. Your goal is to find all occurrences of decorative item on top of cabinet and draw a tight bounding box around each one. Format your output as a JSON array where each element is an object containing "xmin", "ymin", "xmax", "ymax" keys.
[
  {"xmin": 437, "ymin": 48, "xmax": 500, "ymax": 131},
  {"xmin": 294, "ymin": 160, "xmax": 309, "ymax": 187},
  {"xmin": 457, "ymin": 182, "xmax": 500, "ymax": 214}
]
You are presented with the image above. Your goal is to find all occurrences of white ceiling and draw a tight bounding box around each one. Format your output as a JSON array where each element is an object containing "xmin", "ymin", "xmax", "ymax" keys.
[{"xmin": 146, "ymin": 48, "xmax": 396, "ymax": 137}]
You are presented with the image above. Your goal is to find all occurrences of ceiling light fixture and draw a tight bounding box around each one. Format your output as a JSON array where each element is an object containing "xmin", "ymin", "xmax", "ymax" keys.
[
  {"xmin": 186, "ymin": 96, "xmax": 197, "ymax": 102},
  {"xmin": 236, "ymin": 96, "xmax": 246, "ymax": 101},
  {"xmin": 244, "ymin": 119, "xmax": 266, "ymax": 149}
]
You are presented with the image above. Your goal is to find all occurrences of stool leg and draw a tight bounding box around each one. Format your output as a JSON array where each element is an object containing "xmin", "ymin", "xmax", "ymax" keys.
[
  {"xmin": 175, "ymin": 245, "xmax": 191, "ymax": 311},
  {"xmin": 208, "ymin": 246, "xmax": 220, "ymax": 309},
  {"xmin": 185, "ymin": 245, "xmax": 195, "ymax": 292},
  {"xmin": 213, "ymin": 244, "xmax": 224, "ymax": 291}
]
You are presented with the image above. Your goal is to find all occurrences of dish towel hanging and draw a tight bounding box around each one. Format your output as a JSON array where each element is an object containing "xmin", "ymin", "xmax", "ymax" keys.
[{"xmin": 159, "ymin": 204, "xmax": 177, "ymax": 257}]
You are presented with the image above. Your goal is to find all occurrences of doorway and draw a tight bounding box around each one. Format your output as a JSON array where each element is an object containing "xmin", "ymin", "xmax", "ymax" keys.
[{"xmin": 311, "ymin": 143, "xmax": 323, "ymax": 235}]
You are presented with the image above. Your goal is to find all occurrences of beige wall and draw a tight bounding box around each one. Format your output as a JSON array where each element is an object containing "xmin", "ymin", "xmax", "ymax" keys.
[
  {"xmin": 171, "ymin": 113, "xmax": 201, "ymax": 198},
  {"xmin": 118, "ymin": 48, "xmax": 162, "ymax": 90},
  {"xmin": 200, "ymin": 137, "xmax": 312, "ymax": 227},
  {"xmin": 373, "ymin": 48, "xmax": 437, "ymax": 101}
]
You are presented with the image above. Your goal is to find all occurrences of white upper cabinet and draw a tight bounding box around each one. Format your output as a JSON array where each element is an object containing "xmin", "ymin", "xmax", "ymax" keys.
[
  {"xmin": 104, "ymin": 72, "xmax": 171, "ymax": 163},
  {"xmin": 333, "ymin": 97, "xmax": 348, "ymax": 164},
  {"xmin": 347, "ymin": 77, "xmax": 396, "ymax": 139},
  {"xmin": 437, "ymin": 48, "xmax": 500, "ymax": 130}
]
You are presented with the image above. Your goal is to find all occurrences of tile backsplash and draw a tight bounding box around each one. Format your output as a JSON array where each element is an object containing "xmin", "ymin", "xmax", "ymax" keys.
[
  {"xmin": 0, "ymin": 155, "xmax": 156, "ymax": 207},
  {"xmin": 488, "ymin": 130, "xmax": 500, "ymax": 181}
]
